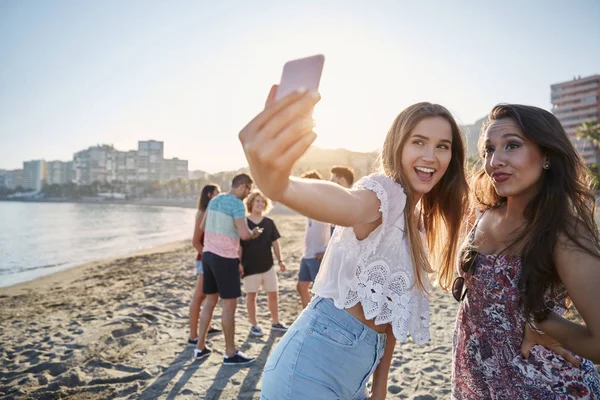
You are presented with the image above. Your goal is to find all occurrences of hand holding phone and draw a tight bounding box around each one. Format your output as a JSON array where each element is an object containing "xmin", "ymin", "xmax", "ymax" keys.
[
  {"xmin": 275, "ymin": 54, "xmax": 325, "ymax": 101},
  {"xmin": 238, "ymin": 55, "xmax": 325, "ymax": 203}
]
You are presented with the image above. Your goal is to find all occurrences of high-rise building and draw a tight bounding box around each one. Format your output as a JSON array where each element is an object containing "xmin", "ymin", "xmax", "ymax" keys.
[
  {"xmin": 551, "ymin": 74, "xmax": 600, "ymax": 165},
  {"xmin": 46, "ymin": 160, "xmax": 74, "ymax": 185},
  {"xmin": 115, "ymin": 150, "xmax": 138, "ymax": 183},
  {"xmin": 70, "ymin": 141, "xmax": 187, "ymax": 185},
  {"xmin": 137, "ymin": 140, "xmax": 164, "ymax": 182},
  {"xmin": 22, "ymin": 160, "xmax": 47, "ymax": 191},
  {"xmin": 73, "ymin": 145, "xmax": 116, "ymax": 185},
  {"xmin": 162, "ymin": 158, "xmax": 189, "ymax": 182}
]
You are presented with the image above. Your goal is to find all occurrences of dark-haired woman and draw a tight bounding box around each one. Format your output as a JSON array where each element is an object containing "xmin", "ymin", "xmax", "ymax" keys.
[
  {"xmin": 187, "ymin": 184, "xmax": 221, "ymax": 345},
  {"xmin": 452, "ymin": 104, "xmax": 600, "ymax": 399}
]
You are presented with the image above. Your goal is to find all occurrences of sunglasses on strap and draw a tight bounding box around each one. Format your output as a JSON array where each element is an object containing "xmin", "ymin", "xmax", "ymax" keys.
[{"xmin": 451, "ymin": 249, "xmax": 479, "ymax": 302}]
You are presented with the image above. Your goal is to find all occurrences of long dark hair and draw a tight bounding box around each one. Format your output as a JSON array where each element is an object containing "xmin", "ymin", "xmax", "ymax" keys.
[
  {"xmin": 380, "ymin": 102, "xmax": 470, "ymax": 292},
  {"xmin": 197, "ymin": 184, "xmax": 220, "ymax": 212},
  {"xmin": 472, "ymin": 104, "xmax": 600, "ymax": 321}
]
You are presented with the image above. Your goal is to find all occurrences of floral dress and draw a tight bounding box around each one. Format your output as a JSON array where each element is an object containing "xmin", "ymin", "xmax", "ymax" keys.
[{"xmin": 452, "ymin": 253, "xmax": 600, "ymax": 399}]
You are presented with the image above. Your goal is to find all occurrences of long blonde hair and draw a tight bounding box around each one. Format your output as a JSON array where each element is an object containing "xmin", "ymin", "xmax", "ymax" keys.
[{"xmin": 380, "ymin": 102, "xmax": 469, "ymax": 293}]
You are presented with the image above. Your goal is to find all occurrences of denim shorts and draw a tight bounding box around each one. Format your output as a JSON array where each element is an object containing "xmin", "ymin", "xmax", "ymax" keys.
[
  {"xmin": 260, "ymin": 296, "xmax": 387, "ymax": 400},
  {"xmin": 195, "ymin": 260, "xmax": 203, "ymax": 275},
  {"xmin": 298, "ymin": 257, "xmax": 321, "ymax": 282}
]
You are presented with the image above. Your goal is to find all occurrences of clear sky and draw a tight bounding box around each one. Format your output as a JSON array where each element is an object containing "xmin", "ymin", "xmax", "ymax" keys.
[{"xmin": 1, "ymin": 0, "xmax": 599, "ymax": 173}]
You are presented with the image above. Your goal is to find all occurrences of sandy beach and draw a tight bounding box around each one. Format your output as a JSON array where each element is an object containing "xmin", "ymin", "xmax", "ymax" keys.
[{"xmin": 0, "ymin": 214, "xmax": 597, "ymax": 399}]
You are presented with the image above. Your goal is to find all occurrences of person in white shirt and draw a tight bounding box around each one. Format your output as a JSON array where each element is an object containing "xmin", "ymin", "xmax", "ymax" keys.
[
  {"xmin": 239, "ymin": 87, "xmax": 469, "ymax": 399},
  {"xmin": 296, "ymin": 170, "xmax": 331, "ymax": 308}
]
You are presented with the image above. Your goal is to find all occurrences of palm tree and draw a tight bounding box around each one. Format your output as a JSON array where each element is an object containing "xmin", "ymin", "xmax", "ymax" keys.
[{"xmin": 576, "ymin": 120, "xmax": 600, "ymax": 146}]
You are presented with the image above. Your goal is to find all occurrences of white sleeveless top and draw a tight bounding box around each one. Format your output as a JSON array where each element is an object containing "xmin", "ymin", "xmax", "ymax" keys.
[{"xmin": 312, "ymin": 173, "xmax": 430, "ymax": 344}]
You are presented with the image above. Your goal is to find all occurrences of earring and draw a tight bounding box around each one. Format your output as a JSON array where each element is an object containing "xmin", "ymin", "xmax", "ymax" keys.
[{"xmin": 543, "ymin": 162, "xmax": 551, "ymax": 170}]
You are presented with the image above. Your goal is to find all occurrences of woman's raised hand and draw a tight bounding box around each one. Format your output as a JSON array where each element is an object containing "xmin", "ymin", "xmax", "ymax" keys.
[{"xmin": 238, "ymin": 85, "xmax": 320, "ymax": 202}]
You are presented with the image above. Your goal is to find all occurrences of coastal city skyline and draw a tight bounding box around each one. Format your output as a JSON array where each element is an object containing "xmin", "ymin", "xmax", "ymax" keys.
[
  {"xmin": 0, "ymin": 140, "xmax": 190, "ymax": 191},
  {"xmin": 1, "ymin": 1, "xmax": 600, "ymax": 174},
  {"xmin": 2, "ymin": 71, "xmax": 599, "ymax": 192}
]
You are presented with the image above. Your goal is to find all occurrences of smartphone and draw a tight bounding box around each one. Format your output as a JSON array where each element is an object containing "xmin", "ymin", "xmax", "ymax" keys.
[{"xmin": 275, "ymin": 54, "xmax": 325, "ymax": 100}]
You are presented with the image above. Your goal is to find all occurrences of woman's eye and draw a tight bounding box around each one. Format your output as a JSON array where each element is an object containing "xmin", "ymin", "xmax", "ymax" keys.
[
  {"xmin": 437, "ymin": 144, "xmax": 449, "ymax": 150},
  {"xmin": 484, "ymin": 146, "xmax": 495, "ymax": 154},
  {"xmin": 413, "ymin": 140, "xmax": 425, "ymax": 146},
  {"xmin": 506, "ymin": 142, "xmax": 520, "ymax": 150}
]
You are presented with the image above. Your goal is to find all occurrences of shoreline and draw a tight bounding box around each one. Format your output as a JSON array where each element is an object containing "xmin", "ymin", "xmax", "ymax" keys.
[
  {"xmin": 0, "ymin": 239, "xmax": 191, "ymax": 295},
  {"xmin": 0, "ymin": 197, "xmax": 299, "ymax": 214},
  {"xmin": 0, "ymin": 197, "xmax": 198, "ymax": 209}
]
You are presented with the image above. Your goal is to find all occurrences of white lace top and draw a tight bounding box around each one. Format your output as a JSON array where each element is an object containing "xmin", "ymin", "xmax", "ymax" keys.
[{"xmin": 312, "ymin": 173, "xmax": 430, "ymax": 344}]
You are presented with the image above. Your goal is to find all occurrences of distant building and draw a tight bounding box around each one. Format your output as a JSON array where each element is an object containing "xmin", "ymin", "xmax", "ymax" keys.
[
  {"xmin": 46, "ymin": 160, "xmax": 73, "ymax": 185},
  {"xmin": 551, "ymin": 74, "xmax": 600, "ymax": 165},
  {"xmin": 73, "ymin": 145, "xmax": 116, "ymax": 185},
  {"xmin": 2, "ymin": 169, "xmax": 23, "ymax": 190},
  {"xmin": 115, "ymin": 150, "xmax": 138, "ymax": 183},
  {"xmin": 22, "ymin": 160, "xmax": 47, "ymax": 191},
  {"xmin": 137, "ymin": 140, "xmax": 164, "ymax": 182},
  {"xmin": 69, "ymin": 140, "xmax": 188, "ymax": 186},
  {"xmin": 163, "ymin": 158, "xmax": 189, "ymax": 182}
]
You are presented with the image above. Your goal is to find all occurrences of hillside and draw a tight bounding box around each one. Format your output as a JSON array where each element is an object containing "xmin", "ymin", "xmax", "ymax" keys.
[{"xmin": 461, "ymin": 116, "xmax": 487, "ymax": 159}]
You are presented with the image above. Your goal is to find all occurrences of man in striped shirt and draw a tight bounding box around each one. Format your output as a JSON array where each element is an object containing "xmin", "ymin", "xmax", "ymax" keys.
[{"xmin": 194, "ymin": 173, "xmax": 261, "ymax": 366}]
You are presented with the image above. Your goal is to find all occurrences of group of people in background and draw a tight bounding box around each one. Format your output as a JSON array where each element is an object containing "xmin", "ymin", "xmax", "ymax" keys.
[
  {"xmin": 184, "ymin": 84, "xmax": 600, "ymax": 398},
  {"xmin": 187, "ymin": 165, "xmax": 355, "ymax": 367}
]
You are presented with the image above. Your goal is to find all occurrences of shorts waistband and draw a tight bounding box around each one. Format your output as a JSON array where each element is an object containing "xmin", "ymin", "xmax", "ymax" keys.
[{"xmin": 309, "ymin": 296, "xmax": 386, "ymax": 348}]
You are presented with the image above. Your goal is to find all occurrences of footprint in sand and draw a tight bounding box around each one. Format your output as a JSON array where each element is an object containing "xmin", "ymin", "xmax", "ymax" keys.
[
  {"xmin": 112, "ymin": 323, "xmax": 143, "ymax": 338},
  {"xmin": 388, "ymin": 385, "xmax": 403, "ymax": 394}
]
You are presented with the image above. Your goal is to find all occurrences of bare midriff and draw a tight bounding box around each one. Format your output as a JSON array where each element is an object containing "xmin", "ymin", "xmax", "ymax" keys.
[{"xmin": 344, "ymin": 302, "xmax": 388, "ymax": 334}]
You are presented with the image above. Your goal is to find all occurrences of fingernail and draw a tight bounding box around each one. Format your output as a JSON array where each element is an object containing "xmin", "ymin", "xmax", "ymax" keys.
[
  {"xmin": 296, "ymin": 87, "xmax": 307, "ymax": 94},
  {"xmin": 309, "ymin": 90, "xmax": 321, "ymax": 100}
]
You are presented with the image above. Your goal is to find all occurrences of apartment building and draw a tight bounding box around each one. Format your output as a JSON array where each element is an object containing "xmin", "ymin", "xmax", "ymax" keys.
[
  {"xmin": 115, "ymin": 150, "xmax": 138, "ymax": 183},
  {"xmin": 137, "ymin": 140, "xmax": 164, "ymax": 182},
  {"xmin": 46, "ymin": 161, "xmax": 73, "ymax": 185},
  {"xmin": 162, "ymin": 158, "xmax": 189, "ymax": 182},
  {"xmin": 551, "ymin": 74, "xmax": 600, "ymax": 164},
  {"xmin": 0, "ymin": 169, "xmax": 23, "ymax": 190},
  {"xmin": 67, "ymin": 140, "xmax": 189, "ymax": 186},
  {"xmin": 73, "ymin": 145, "xmax": 116, "ymax": 185},
  {"xmin": 22, "ymin": 160, "xmax": 47, "ymax": 191}
]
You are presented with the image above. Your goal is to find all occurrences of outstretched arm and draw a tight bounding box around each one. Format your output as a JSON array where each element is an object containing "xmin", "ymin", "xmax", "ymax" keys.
[
  {"xmin": 239, "ymin": 86, "xmax": 380, "ymax": 227},
  {"xmin": 282, "ymin": 178, "xmax": 381, "ymax": 227}
]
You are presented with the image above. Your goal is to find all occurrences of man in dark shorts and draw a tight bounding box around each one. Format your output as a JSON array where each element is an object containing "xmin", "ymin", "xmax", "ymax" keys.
[{"xmin": 194, "ymin": 173, "xmax": 261, "ymax": 366}]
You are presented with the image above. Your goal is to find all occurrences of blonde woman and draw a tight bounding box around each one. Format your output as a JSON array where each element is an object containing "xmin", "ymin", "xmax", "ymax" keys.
[
  {"xmin": 239, "ymin": 86, "xmax": 469, "ymax": 400},
  {"xmin": 240, "ymin": 191, "xmax": 288, "ymax": 337}
]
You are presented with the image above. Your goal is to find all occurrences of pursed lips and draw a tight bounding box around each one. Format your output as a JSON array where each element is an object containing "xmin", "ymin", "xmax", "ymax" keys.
[{"xmin": 491, "ymin": 172, "xmax": 510, "ymax": 183}]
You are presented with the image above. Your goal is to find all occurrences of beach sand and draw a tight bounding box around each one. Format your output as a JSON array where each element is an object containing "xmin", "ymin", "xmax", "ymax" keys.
[{"xmin": 0, "ymin": 214, "xmax": 597, "ymax": 399}]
